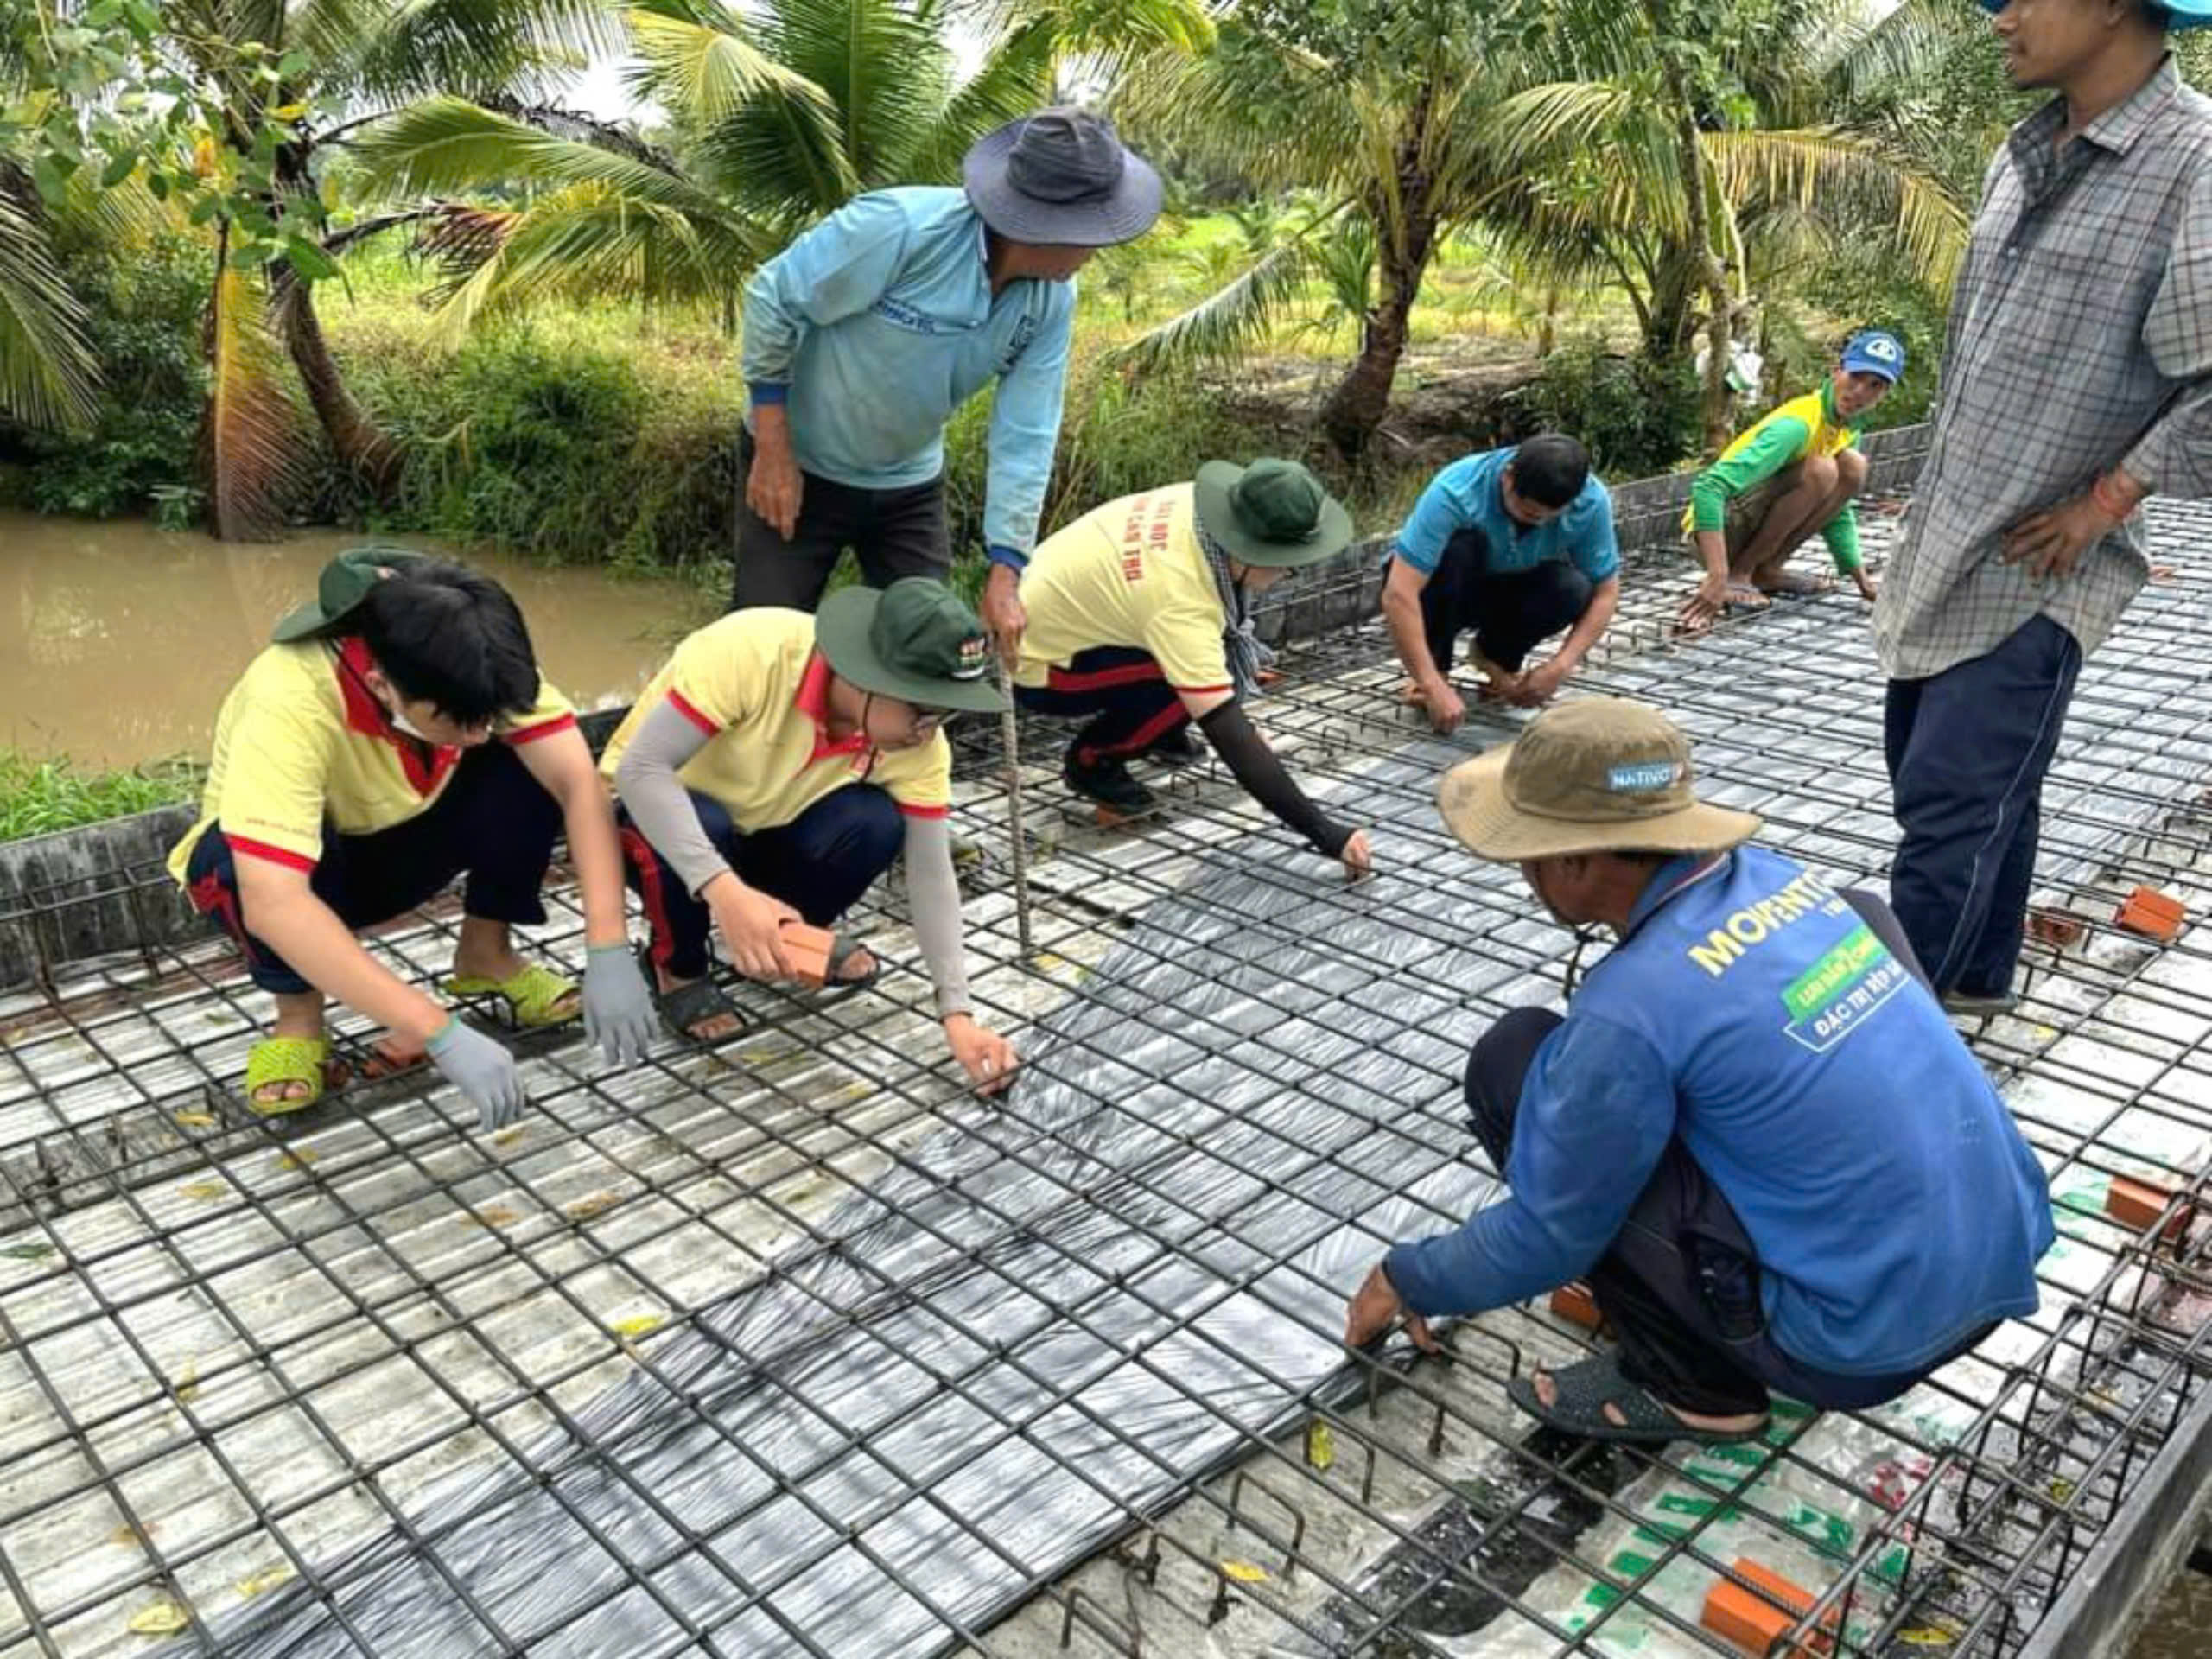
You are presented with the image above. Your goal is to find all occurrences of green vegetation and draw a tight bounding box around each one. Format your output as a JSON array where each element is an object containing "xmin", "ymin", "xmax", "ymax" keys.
[{"xmin": 0, "ymin": 751, "xmax": 200, "ymax": 843}]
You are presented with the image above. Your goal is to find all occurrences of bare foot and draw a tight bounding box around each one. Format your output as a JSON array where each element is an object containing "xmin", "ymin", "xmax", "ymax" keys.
[
  {"xmin": 1752, "ymin": 567, "xmax": 1834, "ymax": 597},
  {"xmin": 1723, "ymin": 581, "xmax": 1771, "ymax": 609},
  {"xmin": 1530, "ymin": 1368, "xmax": 1765, "ymax": 1436}
]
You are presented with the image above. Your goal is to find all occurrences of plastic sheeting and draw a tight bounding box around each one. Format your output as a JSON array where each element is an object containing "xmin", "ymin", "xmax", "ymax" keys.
[{"xmin": 172, "ymin": 747, "xmax": 1511, "ymax": 1657}]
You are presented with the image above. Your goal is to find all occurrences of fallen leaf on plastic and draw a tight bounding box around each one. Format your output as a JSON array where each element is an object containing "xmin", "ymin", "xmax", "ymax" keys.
[
  {"xmin": 467, "ymin": 1206, "xmax": 520, "ymax": 1229},
  {"xmin": 174, "ymin": 1360, "xmax": 200, "ymax": 1403},
  {"xmin": 613, "ymin": 1315, "xmax": 664, "ymax": 1341},
  {"xmin": 235, "ymin": 1564, "xmax": 293, "ymax": 1599},
  {"xmin": 1218, "ymin": 1559, "xmax": 1268, "ymax": 1583},
  {"xmin": 180, "ymin": 1182, "xmax": 226, "ymax": 1202},
  {"xmin": 564, "ymin": 1193, "xmax": 620, "ymax": 1221},
  {"xmin": 493, "ymin": 1128, "xmax": 526, "ymax": 1148},
  {"xmin": 2049, "ymin": 1477, "xmax": 2076, "ymax": 1503},
  {"xmin": 109, "ymin": 1521, "xmax": 158, "ymax": 1548},
  {"xmin": 128, "ymin": 1599, "xmax": 190, "ymax": 1635},
  {"xmin": 273, "ymin": 1149, "xmax": 317, "ymax": 1171},
  {"xmin": 0, "ymin": 1242, "xmax": 55, "ymax": 1262},
  {"xmin": 1305, "ymin": 1420, "xmax": 1335, "ymax": 1471},
  {"xmin": 173, "ymin": 1112, "xmax": 218, "ymax": 1129},
  {"xmin": 1898, "ymin": 1627, "xmax": 1957, "ymax": 1646}
]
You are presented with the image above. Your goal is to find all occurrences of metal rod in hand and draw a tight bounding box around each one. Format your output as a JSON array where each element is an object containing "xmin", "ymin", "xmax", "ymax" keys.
[{"xmin": 998, "ymin": 661, "xmax": 1033, "ymax": 957}]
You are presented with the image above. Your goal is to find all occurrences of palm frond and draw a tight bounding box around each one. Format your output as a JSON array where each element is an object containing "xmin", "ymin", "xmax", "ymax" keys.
[
  {"xmin": 1704, "ymin": 126, "xmax": 1968, "ymax": 293},
  {"xmin": 895, "ymin": 16, "xmax": 1056, "ymax": 185},
  {"xmin": 627, "ymin": 6, "xmax": 842, "ymax": 130},
  {"xmin": 0, "ymin": 171, "xmax": 98, "ymax": 433},
  {"xmin": 198, "ymin": 240, "xmax": 306, "ymax": 541},
  {"xmin": 350, "ymin": 96, "xmax": 721, "ymax": 214},
  {"xmin": 1115, "ymin": 237, "xmax": 1313, "ymax": 375},
  {"xmin": 305, "ymin": 0, "xmax": 620, "ymax": 103}
]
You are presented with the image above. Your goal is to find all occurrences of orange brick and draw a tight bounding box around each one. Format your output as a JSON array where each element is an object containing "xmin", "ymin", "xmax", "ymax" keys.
[
  {"xmin": 778, "ymin": 920, "xmax": 836, "ymax": 989},
  {"xmin": 2115, "ymin": 886, "xmax": 2186, "ymax": 944},
  {"xmin": 2107, "ymin": 1175, "xmax": 2196, "ymax": 1245},
  {"xmin": 1700, "ymin": 1559, "xmax": 1835, "ymax": 1657},
  {"xmin": 1549, "ymin": 1282, "xmax": 1603, "ymax": 1332},
  {"xmin": 2026, "ymin": 907, "xmax": 2087, "ymax": 949}
]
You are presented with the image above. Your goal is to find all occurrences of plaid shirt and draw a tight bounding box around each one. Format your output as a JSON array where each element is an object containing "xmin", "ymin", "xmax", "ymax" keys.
[{"xmin": 1875, "ymin": 58, "xmax": 2212, "ymax": 681}]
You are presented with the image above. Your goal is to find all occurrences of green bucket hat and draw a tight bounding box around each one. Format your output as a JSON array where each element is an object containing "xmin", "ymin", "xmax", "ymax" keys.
[
  {"xmin": 272, "ymin": 546, "xmax": 427, "ymax": 643},
  {"xmin": 1192, "ymin": 458, "xmax": 1353, "ymax": 569},
  {"xmin": 816, "ymin": 577, "xmax": 1009, "ymax": 715}
]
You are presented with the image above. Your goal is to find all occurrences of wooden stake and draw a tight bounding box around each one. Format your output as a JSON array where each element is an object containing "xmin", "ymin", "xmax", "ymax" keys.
[{"xmin": 999, "ymin": 663, "xmax": 1033, "ymax": 956}]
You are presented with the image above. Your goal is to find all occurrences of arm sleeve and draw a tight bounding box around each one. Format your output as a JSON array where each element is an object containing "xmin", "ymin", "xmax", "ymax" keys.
[
  {"xmin": 1572, "ymin": 486, "xmax": 1621, "ymax": 582},
  {"xmin": 741, "ymin": 195, "xmax": 914, "ymax": 397},
  {"xmin": 1384, "ymin": 1014, "xmax": 1677, "ymax": 1318},
  {"xmin": 1821, "ymin": 492, "xmax": 1864, "ymax": 574},
  {"xmin": 1197, "ymin": 700, "xmax": 1349, "ymax": 856},
  {"xmin": 1688, "ymin": 419, "xmax": 1809, "ymax": 531},
  {"xmin": 611, "ymin": 699, "xmax": 728, "ymax": 899},
  {"xmin": 901, "ymin": 813, "xmax": 973, "ymax": 1019},
  {"xmin": 1391, "ymin": 467, "xmax": 1472, "ymax": 575},
  {"xmin": 2121, "ymin": 165, "xmax": 2212, "ymax": 499},
  {"xmin": 982, "ymin": 288, "xmax": 1074, "ymax": 557}
]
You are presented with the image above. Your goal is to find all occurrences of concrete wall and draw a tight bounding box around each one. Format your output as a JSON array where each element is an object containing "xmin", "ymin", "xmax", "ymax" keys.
[{"xmin": 0, "ymin": 423, "xmax": 1936, "ymax": 991}]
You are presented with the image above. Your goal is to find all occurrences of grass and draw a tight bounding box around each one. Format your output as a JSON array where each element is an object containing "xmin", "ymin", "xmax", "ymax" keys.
[{"xmin": 0, "ymin": 752, "xmax": 203, "ymax": 843}]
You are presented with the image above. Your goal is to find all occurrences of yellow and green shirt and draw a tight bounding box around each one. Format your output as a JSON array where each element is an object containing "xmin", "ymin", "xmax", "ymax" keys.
[
  {"xmin": 1683, "ymin": 385, "xmax": 1867, "ymax": 572},
  {"xmin": 600, "ymin": 609, "xmax": 950, "ymax": 832},
  {"xmin": 168, "ymin": 637, "xmax": 575, "ymax": 882},
  {"xmin": 1014, "ymin": 485, "xmax": 1234, "ymax": 695}
]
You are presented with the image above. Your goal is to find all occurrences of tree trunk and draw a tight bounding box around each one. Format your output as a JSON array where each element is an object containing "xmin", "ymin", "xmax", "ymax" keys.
[
  {"xmin": 274, "ymin": 276, "xmax": 405, "ymax": 498},
  {"xmin": 1319, "ymin": 91, "xmax": 1440, "ymax": 459},
  {"xmin": 1643, "ymin": 4, "xmax": 1738, "ymax": 455}
]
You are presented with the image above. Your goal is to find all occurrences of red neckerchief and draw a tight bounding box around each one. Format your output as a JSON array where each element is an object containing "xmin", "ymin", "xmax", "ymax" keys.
[
  {"xmin": 793, "ymin": 650, "xmax": 878, "ymax": 777},
  {"xmin": 332, "ymin": 637, "xmax": 460, "ymax": 798}
]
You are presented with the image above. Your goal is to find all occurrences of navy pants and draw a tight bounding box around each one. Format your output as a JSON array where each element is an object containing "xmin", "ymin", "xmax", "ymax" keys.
[
  {"xmin": 619, "ymin": 784, "xmax": 904, "ymax": 979},
  {"xmin": 1468, "ymin": 893, "xmax": 1958, "ymax": 1417},
  {"xmin": 1417, "ymin": 527, "xmax": 1594, "ymax": 677},
  {"xmin": 184, "ymin": 742, "xmax": 559, "ymax": 995},
  {"xmin": 730, "ymin": 430, "xmax": 949, "ymax": 613},
  {"xmin": 1014, "ymin": 646, "xmax": 1193, "ymax": 767},
  {"xmin": 1885, "ymin": 616, "xmax": 2081, "ymax": 997}
]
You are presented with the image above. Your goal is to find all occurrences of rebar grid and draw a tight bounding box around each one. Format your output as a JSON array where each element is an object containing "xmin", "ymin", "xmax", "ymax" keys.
[{"xmin": 0, "ymin": 502, "xmax": 2205, "ymax": 1659}]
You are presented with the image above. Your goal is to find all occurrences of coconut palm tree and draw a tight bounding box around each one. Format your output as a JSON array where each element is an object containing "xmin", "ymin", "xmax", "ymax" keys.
[
  {"xmin": 1118, "ymin": 0, "xmax": 1969, "ymax": 458},
  {"xmin": 350, "ymin": 0, "xmax": 1211, "ymax": 338}
]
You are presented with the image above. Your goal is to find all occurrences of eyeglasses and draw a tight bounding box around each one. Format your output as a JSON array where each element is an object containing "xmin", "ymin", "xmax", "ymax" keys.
[{"xmin": 912, "ymin": 709, "xmax": 959, "ymax": 734}]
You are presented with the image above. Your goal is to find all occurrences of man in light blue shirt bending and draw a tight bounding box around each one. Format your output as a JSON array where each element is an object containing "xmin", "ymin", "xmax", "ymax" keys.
[
  {"xmin": 736, "ymin": 107, "xmax": 1160, "ymax": 649},
  {"xmin": 1382, "ymin": 435, "xmax": 1621, "ymax": 734}
]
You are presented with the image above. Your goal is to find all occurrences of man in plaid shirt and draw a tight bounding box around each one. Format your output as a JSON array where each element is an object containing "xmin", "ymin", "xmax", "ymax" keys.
[{"xmin": 1878, "ymin": 0, "xmax": 2212, "ymax": 1014}]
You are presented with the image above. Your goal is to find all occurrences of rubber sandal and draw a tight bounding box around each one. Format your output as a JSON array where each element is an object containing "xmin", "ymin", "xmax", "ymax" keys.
[
  {"xmin": 815, "ymin": 934, "xmax": 884, "ymax": 1006},
  {"xmin": 243, "ymin": 1036, "xmax": 334, "ymax": 1117},
  {"xmin": 1506, "ymin": 1353, "xmax": 1770, "ymax": 1446},
  {"xmin": 636, "ymin": 943, "xmax": 749, "ymax": 1045},
  {"xmin": 441, "ymin": 961, "xmax": 581, "ymax": 1029}
]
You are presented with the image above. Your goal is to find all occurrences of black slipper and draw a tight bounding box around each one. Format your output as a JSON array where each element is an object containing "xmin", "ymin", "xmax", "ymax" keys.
[
  {"xmin": 1506, "ymin": 1354, "xmax": 1770, "ymax": 1446},
  {"xmin": 814, "ymin": 933, "xmax": 883, "ymax": 1005},
  {"xmin": 636, "ymin": 944, "xmax": 749, "ymax": 1045}
]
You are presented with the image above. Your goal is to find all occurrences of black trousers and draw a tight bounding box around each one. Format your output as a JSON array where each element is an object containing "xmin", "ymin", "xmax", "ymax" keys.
[
  {"xmin": 618, "ymin": 785, "xmax": 904, "ymax": 980},
  {"xmin": 1012, "ymin": 646, "xmax": 1193, "ymax": 767},
  {"xmin": 1466, "ymin": 890, "xmax": 1967, "ymax": 1416},
  {"xmin": 729, "ymin": 429, "xmax": 950, "ymax": 613},
  {"xmin": 1417, "ymin": 527, "xmax": 1593, "ymax": 677},
  {"xmin": 184, "ymin": 743, "xmax": 559, "ymax": 995}
]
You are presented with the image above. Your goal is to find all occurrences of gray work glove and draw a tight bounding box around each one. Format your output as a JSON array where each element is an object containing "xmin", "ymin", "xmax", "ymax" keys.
[
  {"xmin": 427, "ymin": 1017, "xmax": 526, "ymax": 1132},
  {"xmin": 582, "ymin": 943, "xmax": 655, "ymax": 1068}
]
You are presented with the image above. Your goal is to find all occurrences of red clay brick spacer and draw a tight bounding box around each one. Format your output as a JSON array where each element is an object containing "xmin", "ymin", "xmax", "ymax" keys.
[
  {"xmin": 2107, "ymin": 1175, "xmax": 2196, "ymax": 1246},
  {"xmin": 2114, "ymin": 886, "xmax": 2185, "ymax": 944},
  {"xmin": 2025, "ymin": 907, "xmax": 2087, "ymax": 949},
  {"xmin": 1700, "ymin": 1558, "xmax": 1837, "ymax": 1656},
  {"xmin": 778, "ymin": 920, "xmax": 836, "ymax": 989},
  {"xmin": 1548, "ymin": 1281, "xmax": 1604, "ymax": 1332}
]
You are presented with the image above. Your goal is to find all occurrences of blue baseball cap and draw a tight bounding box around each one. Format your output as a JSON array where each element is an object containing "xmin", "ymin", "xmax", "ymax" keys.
[
  {"xmin": 1978, "ymin": 0, "xmax": 2211, "ymax": 26},
  {"xmin": 1840, "ymin": 329, "xmax": 1907, "ymax": 383}
]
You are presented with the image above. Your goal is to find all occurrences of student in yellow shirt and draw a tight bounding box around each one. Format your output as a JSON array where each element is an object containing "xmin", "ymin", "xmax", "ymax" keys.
[
  {"xmin": 1009, "ymin": 458, "xmax": 1372, "ymax": 878},
  {"xmin": 1677, "ymin": 330, "xmax": 1904, "ymax": 632},
  {"xmin": 606, "ymin": 578, "xmax": 1020, "ymax": 1093},
  {"xmin": 171, "ymin": 551, "xmax": 656, "ymax": 1127}
]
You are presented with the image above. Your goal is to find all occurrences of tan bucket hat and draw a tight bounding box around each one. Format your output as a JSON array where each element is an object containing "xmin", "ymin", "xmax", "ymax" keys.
[{"xmin": 1436, "ymin": 697, "xmax": 1761, "ymax": 861}]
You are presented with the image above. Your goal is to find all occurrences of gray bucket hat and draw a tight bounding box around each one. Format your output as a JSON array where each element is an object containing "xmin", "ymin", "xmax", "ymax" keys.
[{"xmin": 963, "ymin": 107, "xmax": 1163, "ymax": 248}]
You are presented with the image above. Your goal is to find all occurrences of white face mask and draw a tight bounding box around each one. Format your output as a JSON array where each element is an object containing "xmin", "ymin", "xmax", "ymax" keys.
[{"xmin": 387, "ymin": 706, "xmax": 435, "ymax": 742}]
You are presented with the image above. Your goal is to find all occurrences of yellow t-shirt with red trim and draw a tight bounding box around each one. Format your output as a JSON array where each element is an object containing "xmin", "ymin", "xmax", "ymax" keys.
[
  {"xmin": 165, "ymin": 637, "xmax": 576, "ymax": 883},
  {"xmin": 1013, "ymin": 485, "xmax": 1232, "ymax": 694},
  {"xmin": 599, "ymin": 609, "xmax": 950, "ymax": 832}
]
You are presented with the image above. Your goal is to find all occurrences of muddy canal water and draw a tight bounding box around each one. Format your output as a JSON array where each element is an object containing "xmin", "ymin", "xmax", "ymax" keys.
[{"xmin": 0, "ymin": 513, "xmax": 715, "ymax": 768}]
